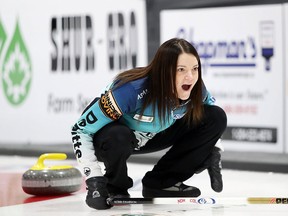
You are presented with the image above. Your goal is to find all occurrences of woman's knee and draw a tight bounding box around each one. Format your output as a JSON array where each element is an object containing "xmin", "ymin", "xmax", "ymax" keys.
[
  {"xmin": 94, "ymin": 123, "xmax": 136, "ymax": 153},
  {"xmin": 204, "ymin": 105, "xmax": 227, "ymax": 133}
]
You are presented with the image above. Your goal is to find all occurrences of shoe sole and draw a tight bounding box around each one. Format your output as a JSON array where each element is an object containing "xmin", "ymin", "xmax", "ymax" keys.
[{"xmin": 142, "ymin": 186, "xmax": 201, "ymax": 198}]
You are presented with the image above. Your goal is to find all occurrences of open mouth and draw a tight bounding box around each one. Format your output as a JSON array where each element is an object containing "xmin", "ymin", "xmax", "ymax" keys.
[{"xmin": 182, "ymin": 84, "xmax": 191, "ymax": 91}]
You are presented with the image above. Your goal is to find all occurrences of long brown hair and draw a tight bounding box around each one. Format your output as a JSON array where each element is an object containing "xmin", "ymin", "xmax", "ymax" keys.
[{"xmin": 113, "ymin": 38, "xmax": 203, "ymax": 126}]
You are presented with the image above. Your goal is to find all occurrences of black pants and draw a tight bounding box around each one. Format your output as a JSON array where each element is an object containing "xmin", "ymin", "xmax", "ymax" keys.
[{"xmin": 93, "ymin": 105, "xmax": 227, "ymax": 193}]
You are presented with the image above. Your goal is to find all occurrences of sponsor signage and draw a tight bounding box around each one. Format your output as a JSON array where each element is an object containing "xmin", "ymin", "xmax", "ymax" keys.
[
  {"xmin": 0, "ymin": 0, "xmax": 147, "ymax": 144},
  {"xmin": 161, "ymin": 4, "xmax": 285, "ymax": 152},
  {"xmin": 285, "ymin": 3, "xmax": 288, "ymax": 154}
]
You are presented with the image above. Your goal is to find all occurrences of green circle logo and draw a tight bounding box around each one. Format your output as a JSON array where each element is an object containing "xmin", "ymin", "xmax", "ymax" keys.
[{"xmin": 1, "ymin": 21, "xmax": 32, "ymax": 106}]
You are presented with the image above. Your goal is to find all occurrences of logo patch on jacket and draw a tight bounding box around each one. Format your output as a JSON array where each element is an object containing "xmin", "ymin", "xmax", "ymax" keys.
[
  {"xmin": 133, "ymin": 114, "xmax": 154, "ymax": 122},
  {"xmin": 99, "ymin": 90, "xmax": 122, "ymax": 120}
]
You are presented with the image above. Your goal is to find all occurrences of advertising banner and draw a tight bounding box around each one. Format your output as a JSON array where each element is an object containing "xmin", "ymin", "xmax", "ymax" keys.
[
  {"xmin": 285, "ymin": 3, "xmax": 288, "ymax": 154},
  {"xmin": 0, "ymin": 0, "xmax": 147, "ymax": 145},
  {"xmin": 161, "ymin": 4, "xmax": 285, "ymax": 153}
]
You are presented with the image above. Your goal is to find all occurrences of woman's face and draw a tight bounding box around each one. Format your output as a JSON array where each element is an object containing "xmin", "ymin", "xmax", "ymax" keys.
[{"xmin": 175, "ymin": 53, "xmax": 199, "ymax": 100}]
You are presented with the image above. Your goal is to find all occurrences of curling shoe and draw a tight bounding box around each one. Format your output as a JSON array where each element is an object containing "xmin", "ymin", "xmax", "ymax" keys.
[{"xmin": 142, "ymin": 182, "xmax": 201, "ymax": 197}]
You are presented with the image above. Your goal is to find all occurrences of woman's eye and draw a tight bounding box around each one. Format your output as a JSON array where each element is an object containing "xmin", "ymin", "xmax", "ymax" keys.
[
  {"xmin": 193, "ymin": 67, "xmax": 198, "ymax": 72},
  {"xmin": 177, "ymin": 68, "xmax": 185, "ymax": 72}
]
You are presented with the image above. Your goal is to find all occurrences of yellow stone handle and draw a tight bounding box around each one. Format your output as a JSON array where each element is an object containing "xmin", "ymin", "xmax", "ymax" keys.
[{"xmin": 30, "ymin": 153, "xmax": 73, "ymax": 170}]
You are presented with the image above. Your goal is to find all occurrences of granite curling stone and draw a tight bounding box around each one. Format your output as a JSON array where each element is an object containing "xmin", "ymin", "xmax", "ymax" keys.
[{"xmin": 22, "ymin": 153, "xmax": 83, "ymax": 196}]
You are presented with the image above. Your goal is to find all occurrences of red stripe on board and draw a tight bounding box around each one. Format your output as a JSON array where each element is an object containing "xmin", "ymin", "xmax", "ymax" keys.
[{"xmin": 0, "ymin": 173, "xmax": 86, "ymax": 207}]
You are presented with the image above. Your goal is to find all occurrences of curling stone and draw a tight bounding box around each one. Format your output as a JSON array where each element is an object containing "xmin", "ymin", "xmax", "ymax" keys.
[{"xmin": 22, "ymin": 153, "xmax": 83, "ymax": 196}]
